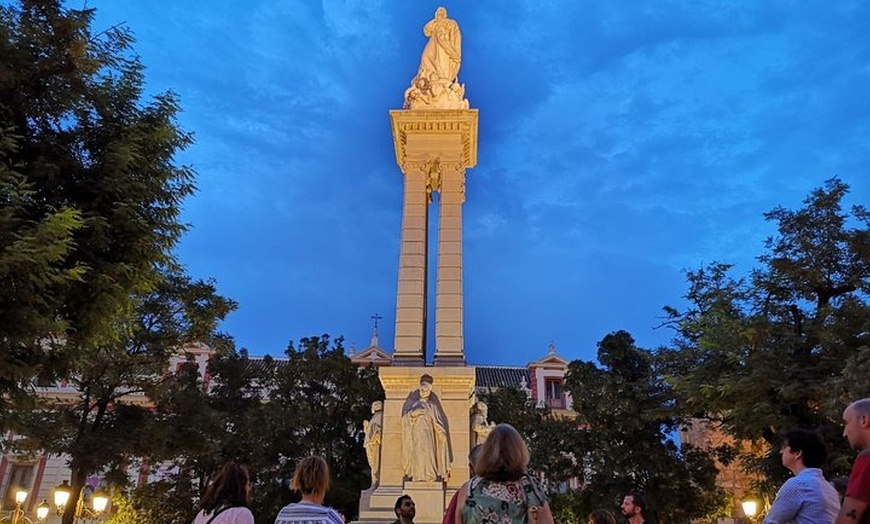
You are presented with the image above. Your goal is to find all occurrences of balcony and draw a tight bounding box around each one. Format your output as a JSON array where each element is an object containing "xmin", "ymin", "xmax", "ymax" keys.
[{"xmin": 546, "ymin": 397, "xmax": 565, "ymax": 410}]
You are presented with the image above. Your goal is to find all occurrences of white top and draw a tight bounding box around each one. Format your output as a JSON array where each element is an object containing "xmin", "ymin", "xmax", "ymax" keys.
[{"xmin": 193, "ymin": 506, "xmax": 256, "ymax": 524}]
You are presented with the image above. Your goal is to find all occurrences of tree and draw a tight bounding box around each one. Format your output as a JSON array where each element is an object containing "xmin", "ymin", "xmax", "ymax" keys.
[
  {"xmin": 659, "ymin": 178, "xmax": 870, "ymax": 496},
  {"xmin": 563, "ymin": 331, "xmax": 727, "ymax": 523},
  {"xmin": 480, "ymin": 387, "xmax": 589, "ymax": 490},
  {"xmin": 1, "ymin": 0, "xmax": 195, "ymax": 405},
  {"xmin": 0, "ymin": 2, "xmax": 231, "ymax": 521},
  {"xmin": 104, "ymin": 335, "xmax": 383, "ymax": 524},
  {"xmin": 0, "ymin": 98, "xmax": 85, "ymax": 418},
  {"xmin": 9, "ymin": 270, "xmax": 235, "ymax": 524},
  {"xmin": 261, "ymin": 335, "xmax": 382, "ymax": 521}
]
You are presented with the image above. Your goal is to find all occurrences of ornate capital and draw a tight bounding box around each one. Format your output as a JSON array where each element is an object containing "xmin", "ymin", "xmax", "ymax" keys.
[{"xmin": 390, "ymin": 109, "xmax": 479, "ymax": 171}]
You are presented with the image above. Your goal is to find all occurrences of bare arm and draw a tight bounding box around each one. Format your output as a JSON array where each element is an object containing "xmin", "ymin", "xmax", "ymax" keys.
[
  {"xmin": 454, "ymin": 481, "xmax": 469, "ymax": 524},
  {"xmin": 537, "ymin": 502, "xmax": 555, "ymax": 524},
  {"xmin": 835, "ymin": 496, "xmax": 869, "ymax": 524}
]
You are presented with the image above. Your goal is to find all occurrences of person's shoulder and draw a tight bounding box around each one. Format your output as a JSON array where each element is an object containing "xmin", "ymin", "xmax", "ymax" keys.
[
  {"xmin": 223, "ymin": 506, "xmax": 255, "ymax": 523},
  {"xmin": 858, "ymin": 449, "xmax": 870, "ymax": 459}
]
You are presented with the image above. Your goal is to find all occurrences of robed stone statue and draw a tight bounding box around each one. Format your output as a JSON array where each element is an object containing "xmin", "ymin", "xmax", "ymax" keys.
[
  {"xmin": 401, "ymin": 374, "xmax": 452, "ymax": 481},
  {"xmin": 403, "ymin": 7, "xmax": 469, "ymax": 110},
  {"xmin": 363, "ymin": 400, "xmax": 384, "ymax": 486}
]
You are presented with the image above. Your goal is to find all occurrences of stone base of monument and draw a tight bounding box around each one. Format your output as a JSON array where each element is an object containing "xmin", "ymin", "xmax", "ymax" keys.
[
  {"xmin": 404, "ymin": 481, "xmax": 447, "ymax": 524},
  {"xmin": 356, "ymin": 486, "xmax": 401, "ymax": 522},
  {"xmin": 355, "ymin": 482, "xmax": 449, "ymax": 524}
]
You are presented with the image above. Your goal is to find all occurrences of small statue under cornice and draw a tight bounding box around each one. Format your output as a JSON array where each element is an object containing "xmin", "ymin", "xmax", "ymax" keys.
[
  {"xmin": 471, "ymin": 401, "xmax": 495, "ymax": 446},
  {"xmin": 403, "ymin": 7, "xmax": 469, "ymax": 110}
]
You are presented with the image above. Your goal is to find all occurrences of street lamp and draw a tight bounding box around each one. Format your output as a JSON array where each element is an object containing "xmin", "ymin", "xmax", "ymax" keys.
[
  {"xmin": 742, "ymin": 499, "xmax": 758, "ymax": 523},
  {"xmin": 53, "ymin": 480, "xmax": 71, "ymax": 513},
  {"xmin": 52, "ymin": 481, "xmax": 110, "ymax": 523},
  {"xmin": 0, "ymin": 489, "xmax": 48, "ymax": 524},
  {"xmin": 36, "ymin": 501, "xmax": 49, "ymax": 522},
  {"xmin": 90, "ymin": 493, "xmax": 108, "ymax": 514},
  {"xmin": 2, "ymin": 488, "xmax": 28, "ymax": 524}
]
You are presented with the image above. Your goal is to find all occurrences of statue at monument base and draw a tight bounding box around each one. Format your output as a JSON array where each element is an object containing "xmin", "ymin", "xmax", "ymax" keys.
[
  {"xmin": 363, "ymin": 400, "xmax": 384, "ymax": 487},
  {"xmin": 401, "ymin": 374, "xmax": 452, "ymax": 482}
]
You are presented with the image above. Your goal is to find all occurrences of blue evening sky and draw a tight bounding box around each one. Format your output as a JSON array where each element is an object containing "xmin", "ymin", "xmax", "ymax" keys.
[{"xmin": 88, "ymin": 1, "xmax": 869, "ymax": 365}]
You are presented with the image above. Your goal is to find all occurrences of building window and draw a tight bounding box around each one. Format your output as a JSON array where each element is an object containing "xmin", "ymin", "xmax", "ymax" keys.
[
  {"xmin": 545, "ymin": 378, "xmax": 564, "ymax": 409},
  {"xmin": 3, "ymin": 464, "xmax": 34, "ymax": 509}
]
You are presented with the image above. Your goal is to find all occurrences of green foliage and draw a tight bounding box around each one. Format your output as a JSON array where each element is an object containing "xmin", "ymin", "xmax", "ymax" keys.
[
  {"xmin": 0, "ymin": 3, "xmax": 236, "ymax": 523},
  {"xmin": 482, "ymin": 334, "xmax": 726, "ymax": 523},
  {"xmin": 660, "ymin": 178, "xmax": 870, "ymax": 498},
  {"xmin": 258, "ymin": 335, "xmax": 383, "ymax": 521},
  {"xmin": 481, "ymin": 387, "xmax": 589, "ymax": 487},
  {"xmin": 563, "ymin": 331, "xmax": 728, "ymax": 523},
  {"xmin": 125, "ymin": 336, "xmax": 383, "ymax": 524},
  {"xmin": 0, "ymin": 0, "xmax": 197, "ymax": 409},
  {"xmin": 103, "ymin": 483, "xmax": 197, "ymax": 524}
]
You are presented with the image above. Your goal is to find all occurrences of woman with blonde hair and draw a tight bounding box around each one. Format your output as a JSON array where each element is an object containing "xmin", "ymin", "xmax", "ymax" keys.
[
  {"xmin": 456, "ymin": 424, "xmax": 554, "ymax": 524},
  {"xmin": 192, "ymin": 461, "xmax": 255, "ymax": 524},
  {"xmin": 273, "ymin": 455, "xmax": 344, "ymax": 524}
]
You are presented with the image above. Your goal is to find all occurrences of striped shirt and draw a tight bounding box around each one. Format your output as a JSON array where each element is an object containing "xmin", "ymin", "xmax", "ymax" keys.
[
  {"xmin": 273, "ymin": 501, "xmax": 344, "ymax": 524},
  {"xmin": 763, "ymin": 468, "xmax": 840, "ymax": 524}
]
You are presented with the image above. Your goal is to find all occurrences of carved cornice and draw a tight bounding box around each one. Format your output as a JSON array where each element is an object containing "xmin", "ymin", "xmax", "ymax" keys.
[{"xmin": 390, "ymin": 109, "xmax": 479, "ymax": 170}]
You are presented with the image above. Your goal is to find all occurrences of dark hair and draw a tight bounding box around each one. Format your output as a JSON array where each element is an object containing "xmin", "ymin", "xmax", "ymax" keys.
[
  {"xmin": 293, "ymin": 456, "xmax": 330, "ymax": 499},
  {"xmin": 589, "ymin": 509, "xmax": 616, "ymax": 524},
  {"xmin": 469, "ymin": 444, "xmax": 483, "ymax": 465},
  {"xmin": 395, "ymin": 495, "xmax": 412, "ymax": 511},
  {"xmin": 199, "ymin": 462, "xmax": 250, "ymax": 513},
  {"xmin": 783, "ymin": 429, "xmax": 828, "ymax": 468},
  {"xmin": 627, "ymin": 492, "xmax": 647, "ymax": 516},
  {"xmin": 475, "ymin": 424, "xmax": 530, "ymax": 482}
]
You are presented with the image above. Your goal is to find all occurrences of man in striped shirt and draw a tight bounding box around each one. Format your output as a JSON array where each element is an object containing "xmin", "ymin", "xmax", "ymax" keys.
[{"xmin": 763, "ymin": 429, "xmax": 840, "ymax": 524}]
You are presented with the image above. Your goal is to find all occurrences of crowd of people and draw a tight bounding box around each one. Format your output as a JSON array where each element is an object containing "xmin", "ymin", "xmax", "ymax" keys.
[{"xmin": 191, "ymin": 397, "xmax": 870, "ymax": 524}]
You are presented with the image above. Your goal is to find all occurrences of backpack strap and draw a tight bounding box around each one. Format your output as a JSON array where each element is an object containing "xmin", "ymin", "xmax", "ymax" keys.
[
  {"xmin": 203, "ymin": 505, "xmax": 234, "ymax": 524},
  {"xmin": 523, "ymin": 475, "xmax": 545, "ymax": 505}
]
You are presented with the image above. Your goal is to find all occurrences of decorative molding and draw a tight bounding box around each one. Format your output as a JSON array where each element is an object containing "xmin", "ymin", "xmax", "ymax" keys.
[{"xmin": 390, "ymin": 109, "xmax": 479, "ymax": 170}]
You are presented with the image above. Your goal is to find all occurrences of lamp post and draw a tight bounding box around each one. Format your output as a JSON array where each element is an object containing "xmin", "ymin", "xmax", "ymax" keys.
[
  {"xmin": 1, "ymin": 488, "xmax": 47, "ymax": 524},
  {"xmin": 7, "ymin": 488, "xmax": 27, "ymax": 524},
  {"xmin": 35, "ymin": 502, "xmax": 49, "ymax": 523},
  {"xmin": 742, "ymin": 499, "xmax": 758, "ymax": 524},
  {"xmin": 52, "ymin": 481, "xmax": 109, "ymax": 524}
]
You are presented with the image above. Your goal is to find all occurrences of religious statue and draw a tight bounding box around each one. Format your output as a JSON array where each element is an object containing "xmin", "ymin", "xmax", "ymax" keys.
[
  {"xmin": 403, "ymin": 7, "xmax": 469, "ymax": 110},
  {"xmin": 363, "ymin": 400, "xmax": 384, "ymax": 487},
  {"xmin": 470, "ymin": 401, "xmax": 494, "ymax": 446},
  {"xmin": 401, "ymin": 374, "xmax": 452, "ymax": 482}
]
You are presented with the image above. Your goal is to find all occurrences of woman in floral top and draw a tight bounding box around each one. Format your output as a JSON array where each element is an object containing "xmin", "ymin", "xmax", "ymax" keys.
[{"xmin": 455, "ymin": 424, "xmax": 554, "ymax": 524}]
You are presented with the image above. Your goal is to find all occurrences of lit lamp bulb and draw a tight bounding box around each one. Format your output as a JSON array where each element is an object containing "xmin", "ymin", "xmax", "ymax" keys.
[
  {"xmin": 54, "ymin": 480, "xmax": 72, "ymax": 510},
  {"xmin": 742, "ymin": 500, "xmax": 758, "ymax": 517},
  {"xmin": 14, "ymin": 489, "xmax": 28, "ymax": 505},
  {"xmin": 37, "ymin": 500, "xmax": 50, "ymax": 521},
  {"xmin": 92, "ymin": 492, "xmax": 109, "ymax": 513}
]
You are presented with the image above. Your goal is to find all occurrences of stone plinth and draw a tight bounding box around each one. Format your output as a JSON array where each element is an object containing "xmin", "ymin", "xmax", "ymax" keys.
[{"xmin": 357, "ymin": 366, "xmax": 476, "ymax": 524}]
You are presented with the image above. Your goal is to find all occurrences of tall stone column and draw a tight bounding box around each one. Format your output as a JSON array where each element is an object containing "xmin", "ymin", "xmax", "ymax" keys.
[
  {"xmin": 390, "ymin": 110, "xmax": 478, "ymax": 365},
  {"xmin": 392, "ymin": 160, "xmax": 429, "ymax": 365},
  {"xmin": 434, "ymin": 162, "xmax": 466, "ymax": 365}
]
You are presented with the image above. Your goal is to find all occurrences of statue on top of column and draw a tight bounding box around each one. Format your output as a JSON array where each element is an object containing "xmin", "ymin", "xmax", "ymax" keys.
[{"xmin": 403, "ymin": 7, "xmax": 470, "ymax": 110}]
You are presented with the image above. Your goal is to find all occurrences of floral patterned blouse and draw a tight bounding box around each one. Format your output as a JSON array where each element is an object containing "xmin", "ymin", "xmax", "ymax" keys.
[{"xmin": 460, "ymin": 475, "xmax": 548, "ymax": 524}]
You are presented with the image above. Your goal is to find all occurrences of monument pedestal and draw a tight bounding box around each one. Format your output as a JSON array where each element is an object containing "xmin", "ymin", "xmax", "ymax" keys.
[{"xmin": 357, "ymin": 366, "xmax": 475, "ymax": 524}]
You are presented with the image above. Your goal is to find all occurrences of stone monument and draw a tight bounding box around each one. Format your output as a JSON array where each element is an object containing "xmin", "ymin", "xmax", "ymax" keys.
[{"xmin": 357, "ymin": 7, "xmax": 479, "ymax": 524}]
